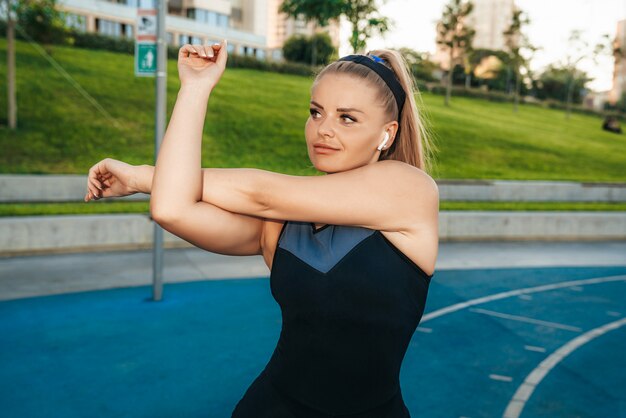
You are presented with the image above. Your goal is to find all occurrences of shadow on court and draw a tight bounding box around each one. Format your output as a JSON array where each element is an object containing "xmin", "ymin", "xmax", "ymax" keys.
[{"xmin": 1, "ymin": 265, "xmax": 625, "ymax": 417}]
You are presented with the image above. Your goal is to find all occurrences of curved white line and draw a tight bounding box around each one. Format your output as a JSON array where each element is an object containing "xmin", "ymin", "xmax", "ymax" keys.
[
  {"xmin": 421, "ymin": 275, "xmax": 626, "ymax": 323},
  {"xmin": 502, "ymin": 317, "xmax": 626, "ymax": 418}
]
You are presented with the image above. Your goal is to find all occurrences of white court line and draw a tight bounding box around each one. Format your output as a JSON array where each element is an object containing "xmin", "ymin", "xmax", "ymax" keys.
[
  {"xmin": 503, "ymin": 317, "xmax": 626, "ymax": 418},
  {"xmin": 490, "ymin": 374, "xmax": 513, "ymax": 382},
  {"xmin": 469, "ymin": 308, "xmax": 582, "ymax": 332},
  {"xmin": 420, "ymin": 275, "xmax": 626, "ymax": 323},
  {"xmin": 524, "ymin": 345, "xmax": 547, "ymax": 353}
]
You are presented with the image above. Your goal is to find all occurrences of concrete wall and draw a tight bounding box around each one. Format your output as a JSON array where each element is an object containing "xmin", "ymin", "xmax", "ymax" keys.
[{"xmin": 2, "ymin": 211, "xmax": 626, "ymax": 257}]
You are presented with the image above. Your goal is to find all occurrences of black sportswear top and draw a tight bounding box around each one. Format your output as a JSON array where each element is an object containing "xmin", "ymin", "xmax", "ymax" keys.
[{"xmin": 262, "ymin": 220, "xmax": 433, "ymax": 415}]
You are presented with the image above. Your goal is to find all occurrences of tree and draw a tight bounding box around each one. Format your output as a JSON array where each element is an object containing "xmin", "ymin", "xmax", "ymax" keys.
[
  {"xmin": 469, "ymin": 49, "xmax": 509, "ymax": 89},
  {"xmin": 533, "ymin": 64, "xmax": 591, "ymax": 105},
  {"xmin": 342, "ymin": 0, "xmax": 392, "ymax": 54},
  {"xmin": 283, "ymin": 32, "xmax": 336, "ymax": 65},
  {"xmin": 436, "ymin": 0, "xmax": 475, "ymax": 106},
  {"xmin": 561, "ymin": 30, "xmax": 592, "ymax": 119},
  {"xmin": 503, "ymin": 8, "xmax": 536, "ymax": 113},
  {"xmin": 397, "ymin": 47, "xmax": 438, "ymax": 82},
  {"xmin": 14, "ymin": 0, "xmax": 68, "ymax": 47},
  {"xmin": 279, "ymin": 0, "xmax": 344, "ymax": 66}
]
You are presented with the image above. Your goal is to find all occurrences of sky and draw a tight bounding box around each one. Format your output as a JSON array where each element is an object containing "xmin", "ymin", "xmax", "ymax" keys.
[{"xmin": 338, "ymin": 0, "xmax": 626, "ymax": 92}]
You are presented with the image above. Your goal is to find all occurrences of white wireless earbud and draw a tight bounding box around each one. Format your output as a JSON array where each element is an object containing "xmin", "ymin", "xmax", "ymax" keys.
[{"xmin": 377, "ymin": 132, "xmax": 390, "ymax": 151}]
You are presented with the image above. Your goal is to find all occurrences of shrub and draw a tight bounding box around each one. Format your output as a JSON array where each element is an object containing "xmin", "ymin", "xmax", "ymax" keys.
[
  {"xmin": 13, "ymin": 0, "xmax": 69, "ymax": 45},
  {"xmin": 282, "ymin": 32, "xmax": 335, "ymax": 66}
]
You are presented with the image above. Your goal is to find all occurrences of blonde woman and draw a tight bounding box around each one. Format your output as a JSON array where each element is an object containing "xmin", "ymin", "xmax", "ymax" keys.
[{"xmin": 85, "ymin": 40, "xmax": 439, "ymax": 417}]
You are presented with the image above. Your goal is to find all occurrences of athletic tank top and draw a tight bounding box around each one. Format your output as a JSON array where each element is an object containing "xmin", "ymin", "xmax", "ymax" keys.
[{"xmin": 262, "ymin": 220, "xmax": 433, "ymax": 415}]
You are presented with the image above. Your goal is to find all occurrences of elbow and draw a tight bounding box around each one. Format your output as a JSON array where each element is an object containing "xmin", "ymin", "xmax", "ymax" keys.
[{"xmin": 150, "ymin": 199, "xmax": 180, "ymax": 224}]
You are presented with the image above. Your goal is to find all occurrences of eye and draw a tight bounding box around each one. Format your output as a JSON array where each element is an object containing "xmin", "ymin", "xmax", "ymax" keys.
[
  {"xmin": 341, "ymin": 114, "xmax": 356, "ymax": 123},
  {"xmin": 309, "ymin": 108, "xmax": 321, "ymax": 118}
]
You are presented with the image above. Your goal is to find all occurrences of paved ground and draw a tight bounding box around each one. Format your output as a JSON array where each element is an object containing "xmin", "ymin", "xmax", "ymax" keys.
[
  {"xmin": 0, "ymin": 241, "xmax": 625, "ymax": 417},
  {"xmin": 1, "ymin": 240, "xmax": 626, "ymax": 300}
]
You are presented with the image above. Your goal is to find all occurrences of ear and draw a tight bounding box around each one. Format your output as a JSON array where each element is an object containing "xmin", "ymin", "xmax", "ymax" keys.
[{"xmin": 382, "ymin": 121, "xmax": 399, "ymax": 150}]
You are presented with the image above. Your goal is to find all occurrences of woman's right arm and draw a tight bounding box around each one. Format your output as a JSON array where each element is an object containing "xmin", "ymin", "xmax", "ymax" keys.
[{"xmin": 86, "ymin": 161, "xmax": 265, "ymax": 257}]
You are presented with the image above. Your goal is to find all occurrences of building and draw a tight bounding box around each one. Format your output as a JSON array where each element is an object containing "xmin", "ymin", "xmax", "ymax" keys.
[
  {"xmin": 57, "ymin": 0, "xmax": 340, "ymax": 61},
  {"xmin": 610, "ymin": 19, "xmax": 626, "ymax": 104},
  {"xmin": 265, "ymin": 0, "xmax": 340, "ymax": 50},
  {"xmin": 433, "ymin": 0, "xmax": 516, "ymax": 70},
  {"xmin": 465, "ymin": 0, "xmax": 515, "ymax": 51}
]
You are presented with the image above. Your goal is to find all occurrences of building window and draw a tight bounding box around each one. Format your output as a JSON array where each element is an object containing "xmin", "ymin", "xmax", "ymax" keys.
[
  {"xmin": 166, "ymin": 32, "xmax": 174, "ymax": 44},
  {"xmin": 177, "ymin": 35, "xmax": 202, "ymax": 45},
  {"xmin": 97, "ymin": 19, "xmax": 122, "ymax": 37},
  {"xmin": 122, "ymin": 23, "xmax": 133, "ymax": 38},
  {"xmin": 208, "ymin": 11, "xmax": 218, "ymax": 26},
  {"xmin": 179, "ymin": 34, "xmax": 190, "ymax": 45},
  {"xmin": 218, "ymin": 14, "xmax": 229, "ymax": 27},
  {"xmin": 186, "ymin": 8, "xmax": 229, "ymax": 28},
  {"xmin": 124, "ymin": 0, "xmax": 156, "ymax": 7},
  {"xmin": 231, "ymin": 8, "xmax": 242, "ymax": 22},
  {"xmin": 65, "ymin": 13, "xmax": 86, "ymax": 32}
]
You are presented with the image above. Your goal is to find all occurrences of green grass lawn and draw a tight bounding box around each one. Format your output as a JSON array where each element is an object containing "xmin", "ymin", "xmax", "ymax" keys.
[
  {"xmin": 1, "ymin": 38, "xmax": 625, "ymax": 180},
  {"xmin": 0, "ymin": 38, "xmax": 624, "ymax": 217}
]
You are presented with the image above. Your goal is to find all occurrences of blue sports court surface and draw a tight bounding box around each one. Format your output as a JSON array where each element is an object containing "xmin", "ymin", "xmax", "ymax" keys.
[{"xmin": 1, "ymin": 265, "xmax": 625, "ymax": 417}]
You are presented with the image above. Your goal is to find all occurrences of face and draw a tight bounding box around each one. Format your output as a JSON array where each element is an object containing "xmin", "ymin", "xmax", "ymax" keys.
[{"xmin": 305, "ymin": 73, "xmax": 398, "ymax": 174}]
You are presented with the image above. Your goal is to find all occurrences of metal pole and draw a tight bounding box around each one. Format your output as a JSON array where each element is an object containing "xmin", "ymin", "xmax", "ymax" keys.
[
  {"xmin": 7, "ymin": 0, "xmax": 17, "ymax": 129},
  {"xmin": 152, "ymin": 0, "xmax": 167, "ymax": 301}
]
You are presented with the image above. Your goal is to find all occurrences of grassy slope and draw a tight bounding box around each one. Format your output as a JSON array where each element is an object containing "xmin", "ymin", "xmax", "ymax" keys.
[
  {"xmin": 0, "ymin": 39, "xmax": 624, "ymax": 216},
  {"xmin": 1, "ymin": 38, "xmax": 625, "ymax": 180},
  {"xmin": 0, "ymin": 38, "xmax": 315, "ymax": 175}
]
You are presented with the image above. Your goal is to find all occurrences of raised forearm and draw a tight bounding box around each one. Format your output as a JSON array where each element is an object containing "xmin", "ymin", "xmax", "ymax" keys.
[
  {"xmin": 137, "ymin": 164, "xmax": 265, "ymax": 216},
  {"xmin": 200, "ymin": 167, "xmax": 266, "ymax": 217},
  {"xmin": 150, "ymin": 86, "xmax": 209, "ymax": 217}
]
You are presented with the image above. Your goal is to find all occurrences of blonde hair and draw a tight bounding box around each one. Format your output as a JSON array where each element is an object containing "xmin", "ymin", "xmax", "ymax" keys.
[{"xmin": 313, "ymin": 49, "xmax": 437, "ymax": 174}]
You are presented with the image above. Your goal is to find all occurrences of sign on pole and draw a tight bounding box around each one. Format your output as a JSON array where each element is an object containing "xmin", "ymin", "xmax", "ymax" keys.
[
  {"xmin": 135, "ymin": 43, "xmax": 157, "ymax": 75},
  {"xmin": 134, "ymin": 4, "xmax": 167, "ymax": 300},
  {"xmin": 135, "ymin": 8, "xmax": 157, "ymax": 77},
  {"xmin": 153, "ymin": 0, "xmax": 168, "ymax": 301}
]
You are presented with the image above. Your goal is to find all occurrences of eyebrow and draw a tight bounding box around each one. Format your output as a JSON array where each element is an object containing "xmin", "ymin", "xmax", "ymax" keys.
[{"xmin": 310, "ymin": 100, "xmax": 365, "ymax": 114}]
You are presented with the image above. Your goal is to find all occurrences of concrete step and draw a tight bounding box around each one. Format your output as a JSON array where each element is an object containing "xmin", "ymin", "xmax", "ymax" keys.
[{"xmin": 1, "ymin": 211, "xmax": 625, "ymax": 257}]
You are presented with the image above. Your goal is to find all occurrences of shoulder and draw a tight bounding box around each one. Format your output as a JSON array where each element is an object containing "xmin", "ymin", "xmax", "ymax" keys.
[
  {"xmin": 374, "ymin": 160, "xmax": 439, "ymax": 204},
  {"xmin": 361, "ymin": 160, "xmax": 438, "ymax": 235}
]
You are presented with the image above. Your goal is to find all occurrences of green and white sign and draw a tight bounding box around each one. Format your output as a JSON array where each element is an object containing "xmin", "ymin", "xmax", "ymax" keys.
[
  {"xmin": 134, "ymin": 8, "xmax": 157, "ymax": 77},
  {"xmin": 135, "ymin": 43, "xmax": 157, "ymax": 77}
]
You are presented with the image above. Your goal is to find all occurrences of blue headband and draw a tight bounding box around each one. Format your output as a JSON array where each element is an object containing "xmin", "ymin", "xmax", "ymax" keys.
[{"xmin": 337, "ymin": 54, "xmax": 406, "ymax": 122}]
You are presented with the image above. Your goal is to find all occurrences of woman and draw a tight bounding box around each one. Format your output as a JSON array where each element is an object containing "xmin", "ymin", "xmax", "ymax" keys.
[{"xmin": 85, "ymin": 40, "xmax": 439, "ymax": 417}]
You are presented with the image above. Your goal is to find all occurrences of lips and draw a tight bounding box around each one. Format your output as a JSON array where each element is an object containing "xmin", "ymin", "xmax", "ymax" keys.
[{"xmin": 313, "ymin": 143, "xmax": 340, "ymax": 150}]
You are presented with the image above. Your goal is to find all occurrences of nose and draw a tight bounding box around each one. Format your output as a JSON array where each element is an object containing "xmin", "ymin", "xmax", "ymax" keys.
[{"xmin": 317, "ymin": 114, "xmax": 335, "ymax": 138}]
